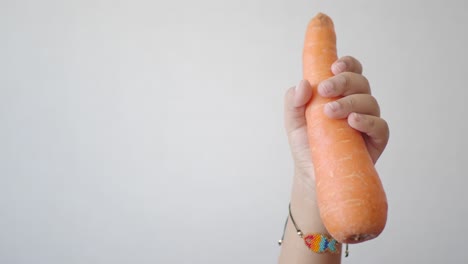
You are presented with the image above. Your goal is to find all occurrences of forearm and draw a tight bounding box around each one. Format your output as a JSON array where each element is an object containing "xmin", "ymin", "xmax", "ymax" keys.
[{"xmin": 278, "ymin": 170, "xmax": 342, "ymax": 264}]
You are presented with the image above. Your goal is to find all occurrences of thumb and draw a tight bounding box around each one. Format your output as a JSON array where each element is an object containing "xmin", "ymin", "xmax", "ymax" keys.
[{"xmin": 284, "ymin": 80, "xmax": 313, "ymax": 134}]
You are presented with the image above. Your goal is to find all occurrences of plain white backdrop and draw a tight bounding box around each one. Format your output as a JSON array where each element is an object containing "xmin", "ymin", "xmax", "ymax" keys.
[{"xmin": 1, "ymin": 0, "xmax": 467, "ymax": 263}]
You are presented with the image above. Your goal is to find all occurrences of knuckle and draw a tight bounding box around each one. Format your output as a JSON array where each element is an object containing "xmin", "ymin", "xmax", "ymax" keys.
[
  {"xmin": 361, "ymin": 75, "xmax": 371, "ymax": 93},
  {"xmin": 361, "ymin": 74, "xmax": 370, "ymax": 85},
  {"xmin": 374, "ymin": 117, "xmax": 390, "ymax": 139},
  {"xmin": 369, "ymin": 95, "xmax": 381, "ymax": 116},
  {"xmin": 342, "ymin": 56, "xmax": 360, "ymax": 70},
  {"xmin": 382, "ymin": 119, "xmax": 390, "ymax": 134},
  {"xmin": 343, "ymin": 55, "xmax": 356, "ymax": 64},
  {"xmin": 348, "ymin": 56, "xmax": 362, "ymax": 72}
]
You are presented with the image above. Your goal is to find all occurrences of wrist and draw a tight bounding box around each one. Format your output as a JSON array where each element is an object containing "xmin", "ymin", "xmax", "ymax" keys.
[
  {"xmin": 293, "ymin": 166, "xmax": 315, "ymax": 193},
  {"xmin": 290, "ymin": 168, "xmax": 329, "ymax": 234},
  {"xmin": 278, "ymin": 167, "xmax": 343, "ymax": 263}
]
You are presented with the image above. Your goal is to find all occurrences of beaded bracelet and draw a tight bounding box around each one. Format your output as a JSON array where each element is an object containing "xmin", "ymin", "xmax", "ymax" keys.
[{"xmin": 278, "ymin": 203, "xmax": 349, "ymax": 257}]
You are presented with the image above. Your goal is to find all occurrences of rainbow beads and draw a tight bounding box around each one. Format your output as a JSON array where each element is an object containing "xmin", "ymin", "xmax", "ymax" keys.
[{"xmin": 304, "ymin": 234, "xmax": 339, "ymax": 254}]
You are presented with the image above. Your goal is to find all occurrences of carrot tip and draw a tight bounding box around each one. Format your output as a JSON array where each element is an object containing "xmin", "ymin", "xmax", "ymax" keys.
[
  {"xmin": 309, "ymin": 12, "xmax": 334, "ymax": 27},
  {"xmin": 344, "ymin": 233, "xmax": 376, "ymax": 244}
]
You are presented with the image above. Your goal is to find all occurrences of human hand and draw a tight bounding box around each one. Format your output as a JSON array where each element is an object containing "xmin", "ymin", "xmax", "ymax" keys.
[{"xmin": 284, "ymin": 56, "xmax": 389, "ymax": 180}]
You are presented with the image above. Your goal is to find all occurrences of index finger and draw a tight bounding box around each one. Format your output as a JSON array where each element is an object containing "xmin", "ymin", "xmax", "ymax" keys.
[{"xmin": 331, "ymin": 56, "xmax": 363, "ymax": 75}]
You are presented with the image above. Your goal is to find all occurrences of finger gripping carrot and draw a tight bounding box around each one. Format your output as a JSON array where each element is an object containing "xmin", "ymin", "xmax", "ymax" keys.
[{"xmin": 303, "ymin": 13, "xmax": 388, "ymax": 244}]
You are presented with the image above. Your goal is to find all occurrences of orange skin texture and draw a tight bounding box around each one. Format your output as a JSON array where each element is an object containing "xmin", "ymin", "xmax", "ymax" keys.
[{"xmin": 303, "ymin": 13, "xmax": 388, "ymax": 244}]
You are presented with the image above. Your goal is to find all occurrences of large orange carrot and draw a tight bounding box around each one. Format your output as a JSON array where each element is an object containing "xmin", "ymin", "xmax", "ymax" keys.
[{"xmin": 303, "ymin": 13, "xmax": 387, "ymax": 244}]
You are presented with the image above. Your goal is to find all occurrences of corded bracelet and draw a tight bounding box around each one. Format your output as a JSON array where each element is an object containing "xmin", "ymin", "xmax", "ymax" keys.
[{"xmin": 278, "ymin": 203, "xmax": 349, "ymax": 257}]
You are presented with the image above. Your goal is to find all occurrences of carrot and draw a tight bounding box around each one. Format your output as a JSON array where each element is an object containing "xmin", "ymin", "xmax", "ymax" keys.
[{"xmin": 303, "ymin": 13, "xmax": 387, "ymax": 244}]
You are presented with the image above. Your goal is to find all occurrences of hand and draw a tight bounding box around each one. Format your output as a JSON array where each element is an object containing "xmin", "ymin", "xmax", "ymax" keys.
[{"xmin": 284, "ymin": 56, "xmax": 389, "ymax": 180}]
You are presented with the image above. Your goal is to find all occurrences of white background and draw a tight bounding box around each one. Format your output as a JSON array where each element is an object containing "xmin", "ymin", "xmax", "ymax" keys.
[{"xmin": 1, "ymin": 0, "xmax": 467, "ymax": 263}]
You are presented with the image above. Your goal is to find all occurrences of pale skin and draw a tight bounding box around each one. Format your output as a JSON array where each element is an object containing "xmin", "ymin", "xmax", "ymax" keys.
[{"xmin": 278, "ymin": 56, "xmax": 389, "ymax": 264}]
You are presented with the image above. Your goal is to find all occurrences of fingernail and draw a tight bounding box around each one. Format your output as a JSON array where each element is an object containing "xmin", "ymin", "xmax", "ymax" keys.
[
  {"xmin": 295, "ymin": 80, "xmax": 304, "ymax": 91},
  {"xmin": 318, "ymin": 81, "xmax": 333, "ymax": 95},
  {"xmin": 326, "ymin": 101, "xmax": 340, "ymax": 112},
  {"xmin": 332, "ymin": 61, "xmax": 346, "ymax": 74},
  {"xmin": 353, "ymin": 112, "xmax": 361, "ymax": 121},
  {"xmin": 293, "ymin": 80, "xmax": 304, "ymax": 107}
]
